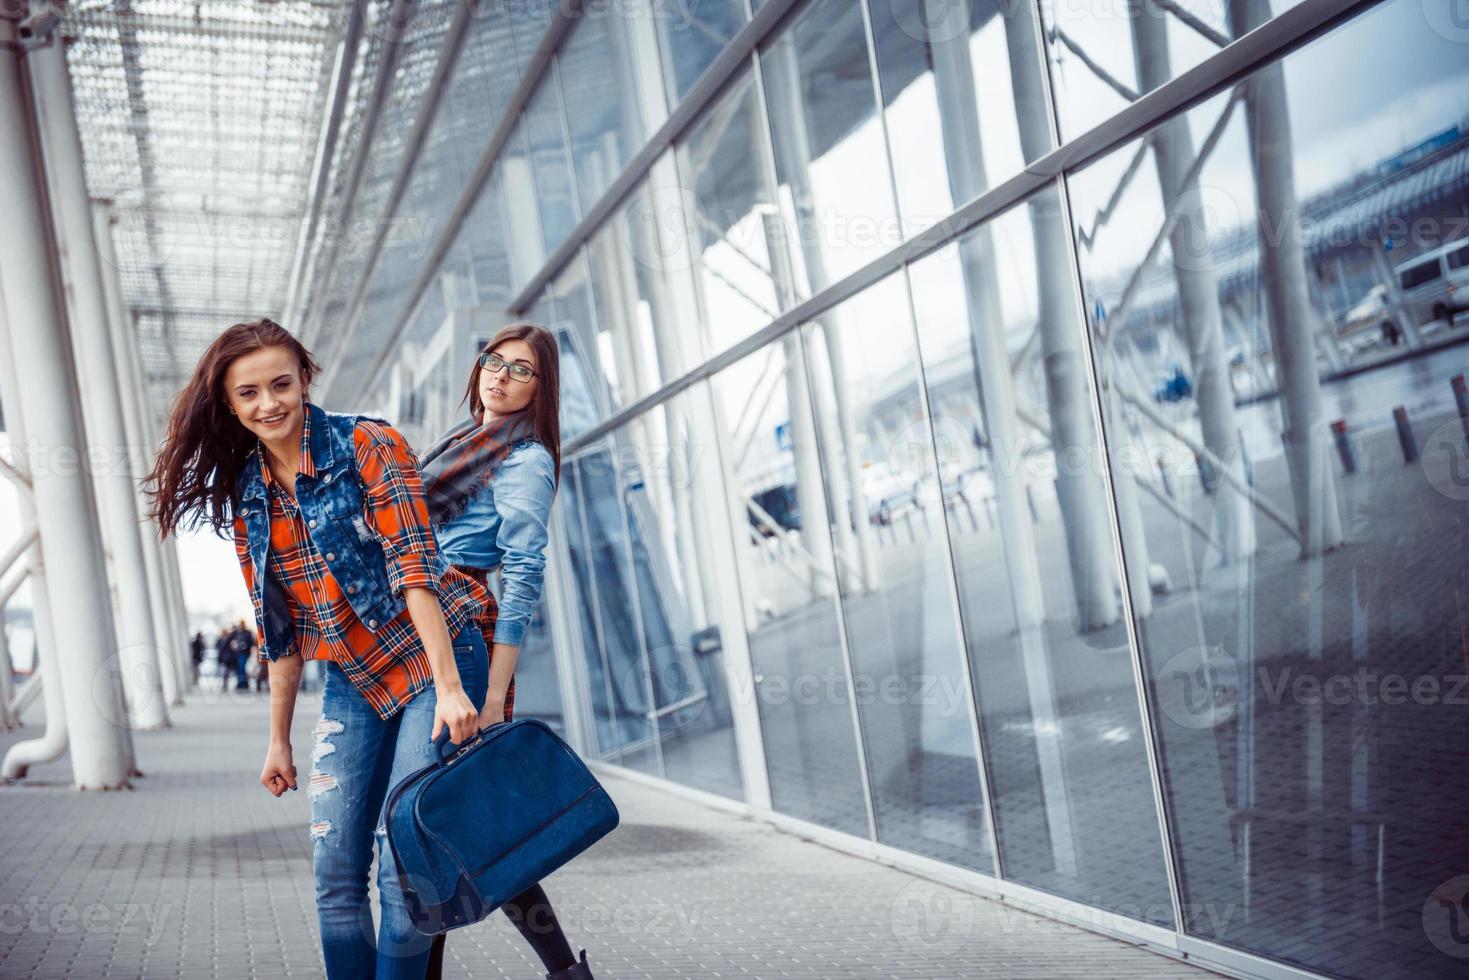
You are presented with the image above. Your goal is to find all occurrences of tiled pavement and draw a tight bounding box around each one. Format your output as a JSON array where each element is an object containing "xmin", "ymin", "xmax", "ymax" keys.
[{"xmin": 0, "ymin": 690, "xmax": 1222, "ymax": 979}]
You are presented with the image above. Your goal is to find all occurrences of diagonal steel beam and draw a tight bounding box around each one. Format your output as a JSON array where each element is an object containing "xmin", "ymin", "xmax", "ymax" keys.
[
  {"xmin": 315, "ymin": 0, "xmax": 478, "ymax": 372},
  {"xmin": 110, "ymin": 0, "xmax": 181, "ymax": 378}
]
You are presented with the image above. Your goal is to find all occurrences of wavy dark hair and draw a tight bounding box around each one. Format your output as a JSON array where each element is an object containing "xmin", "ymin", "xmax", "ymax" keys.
[
  {"xmin": 461, "ymin": 323, "xmax": 561, "ymax": 483},
  {"xmin": 147, "ymin": 318, "xmax": 320, "ymax": 537}
]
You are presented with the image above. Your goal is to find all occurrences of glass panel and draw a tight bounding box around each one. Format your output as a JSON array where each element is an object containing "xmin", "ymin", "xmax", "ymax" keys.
[
  {"xmin": 585, "ymin": 162, "xmax": 695, "ymax": 412},
  {"xmin": 507, "ymin": 0, "xmax": 555, "ymax": 74},
  {"xmin": 558, "ymin": 11, "xmax": 646, "ymax": 213},
  {"xmin": 560, "ymin": 448, "xmax": 660, "ymax": 774},
  {"xmin": 545, "ymin": 253, "xmax": 607, "ymax": 440},
  {"xmin": 907, "ymin": 187, "xmax": 1172, "ymax": 921},
  {"xmin": 865, "ymin": 0, "xmax": 1037, "ymax": 233},
  {"xmin": 1066, "ymin": 0, "xmax": 1469, "ymax": 973},
  {"xmin": 759, "ymin": 0, "xmax": 900, "ymax": 296},
  {"xmin": 799, "ymin": 273, "xmax": 993, "ymax": 871},
  {"xmin": 557, "ymin": 458, "xmax": 620, "ymax": 759},
  {"xmin": 655, "ymin": 0, "xmax": 746, "ymax": 104},
  {"xmin": 712, "ymin": 338, "xmax": 870, "ymax": 836},
  {"xmin": 674, "ymin": 71, "xmax": 783, "ymax": 356},
  {"xmin": 500, "ymin": 119, "xmax": 549, "ymax": 292},
  {"xmin": 501, "ymin": 595, "xmax": 566, "ymax": 735},
  {"xmin": 525, "ymin": 75, "xmax": 579, "ymax": 257},
  {"xmin": 1040, "ymin": 0, "xmax": 1304, "ymax": 142},
  {"xmin": 453, "ymin": 162, "xmax": 515, "ymax": 312},
  {"xmin": 609, "ymin": 390, "xmax": 745, "ymax": 799}
]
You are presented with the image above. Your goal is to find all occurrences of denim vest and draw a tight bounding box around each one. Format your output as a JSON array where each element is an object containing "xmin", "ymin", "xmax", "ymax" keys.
[{"xmin": 236, "ymin": 405, "xmax": 409, "ymax": 662}]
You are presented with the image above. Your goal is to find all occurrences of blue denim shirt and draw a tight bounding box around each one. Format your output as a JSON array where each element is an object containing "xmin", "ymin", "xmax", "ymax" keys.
[{"xmin": 436, "ymin": 439, "xmax": 555, "ymax": 648}]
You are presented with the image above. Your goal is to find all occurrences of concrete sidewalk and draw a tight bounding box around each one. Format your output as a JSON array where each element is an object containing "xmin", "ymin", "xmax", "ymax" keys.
[{"xmin": 0, "ymin": 689, "xmax": 1220, "ymax": 979}]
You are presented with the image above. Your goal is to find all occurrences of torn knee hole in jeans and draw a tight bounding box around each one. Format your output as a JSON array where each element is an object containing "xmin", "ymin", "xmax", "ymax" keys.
[
  {"xmin": 309, "ymin": 716, "xmax": 344, "ymax": 797},
  {"xmin": 310, "ymin": 820, "xmax": 333, "ymax": 840}
]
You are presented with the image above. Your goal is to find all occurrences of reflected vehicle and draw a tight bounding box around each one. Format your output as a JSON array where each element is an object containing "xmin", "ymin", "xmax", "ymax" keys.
[
  {"xmin": 861, "ymin": 461, "xmax": 917, "ymax": 526},
  {"xmin": 749, "ymin": 482, "xmax": 800, "ymax": 535},
  {"xmin": 1337, "ymin": 283, "xmax": 1396, "ymax": 354},
  {"xmin": 908, "ymin": 461, "xmax": 990, "ymax": 517},
  {"xmin": 1395, "ymin": 237, "xmax": 1469, "ymax": 330}
]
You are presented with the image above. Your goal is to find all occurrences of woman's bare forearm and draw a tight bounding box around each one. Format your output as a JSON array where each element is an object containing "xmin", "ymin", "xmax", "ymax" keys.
[
  {"xmin": 267, "ymin": 653, "xmax": 303, "ymax": 748},
  {"xmin": 404, "ymin": 586, "xmax": 462, "ymax": 694},
  {"xmin": 488, "ymin": 642, "xmax": 519, "ymax": 705}
]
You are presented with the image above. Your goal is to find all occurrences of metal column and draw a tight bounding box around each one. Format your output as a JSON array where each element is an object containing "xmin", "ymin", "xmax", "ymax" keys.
[
  {"xmin": 29, "ymin": 30, "xmax": 169, "ymax": 729},
  {"xmin": 91, "ymin": 202, "xmax": 189, "ymax": 702},
  {"xmin": 0, "ymin": 279, "xmax": 70, "ymax": 777},
  {"xmin": 0, "ymin": 15, "xmax": 132, "ymax": 787},
  {"xmin": 1227, "ymin": 0, "xmax": 1343, "ymax": 557}
]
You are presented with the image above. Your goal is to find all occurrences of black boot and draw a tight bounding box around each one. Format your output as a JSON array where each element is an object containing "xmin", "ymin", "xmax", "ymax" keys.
[
  {"xmin": 424, "ymin": 933, "xmax": 446, "ymax": 980},
  {"xmin": 546, "ymin": 949, "xmax": 594, "ymax": 980}
]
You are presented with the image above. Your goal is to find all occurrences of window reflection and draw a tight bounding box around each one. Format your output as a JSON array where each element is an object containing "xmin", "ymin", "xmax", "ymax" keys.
[
  {"xmin": 908, "ymin": 187, "xmax": 1173, "ymax": 921},
  {"xmin": 525, "ymin": 75, "xmax": 579, "ymax": 257},
  {"xmin": 674, "ymin": 72, "xmax": 783, "ymax": 356},
  {"xmin": 1067, "ymin": 0, "xmax": 1469, "ymax": 974},
  {"xmin": 713, "ymin": 339, "xmax": 871, "ymax": 836},
  {"xmin": 866, "ymin": 0, "xmax": 1038, "ymax": 233},
  {"xmin": 1040, "ymin": 0, "xmax": 1304, "ymax": 142},
  {"xmin": 610, "ymin": 391, "xmax": 745, "ymax": 799},
  {"xmin": 545, "ymin": 255, "xmax": 606, "ymax": 440},
  {"xmin": 501, "ymin": 119, "xmax": 549, "ymax": 291},
  {"xmin": 585, "ymin": 163, "xmax": 693, "ymax": 413},
  {"xmin": 760, "ymin": 0, "xmax": 900, "ymax": 296},
  {"xmin": 559, "ymin": 12, "xmax": 645, "ymax": 213},
  {"xmin": 560, "ymin": 448, "xmax": 660, "ymax": 774},
  {"xmin": 799, "ymin": 273, "xmax": 995, "ymax": 871},
  {"xmin": 654, "ymin": 0, "xmax": 746, "ymax": 104}
]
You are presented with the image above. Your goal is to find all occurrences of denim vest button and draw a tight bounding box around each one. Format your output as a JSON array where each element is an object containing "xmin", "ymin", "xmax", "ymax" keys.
[
  {"xmin": 308, "ymin": 519, "xmax": 318, "ymax": 529},
  {"xmin": 323, "ymin": 473, "xmax": 333, "ymax": 484},
  {"xmin": 347, "ymin": 584, "xmax": 358, "ymax": 595},
  {"xmin": 326, "ymin": 552, "xmax": 337, "ymax": 562},
  {"xmin": 367, "ymin": 619, "xmax": 378, "ymax": 629}
]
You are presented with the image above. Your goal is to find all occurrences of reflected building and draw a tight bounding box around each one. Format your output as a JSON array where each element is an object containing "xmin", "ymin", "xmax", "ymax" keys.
[{"xmin": 262, "ymin": 1, "xmax": 1469, "ymax": 978}]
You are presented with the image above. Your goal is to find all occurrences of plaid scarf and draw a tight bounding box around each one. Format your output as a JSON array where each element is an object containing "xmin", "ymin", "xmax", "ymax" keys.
[{"xmin": 418, "ymin": 410, "xmax": 537, "ymax": 528}]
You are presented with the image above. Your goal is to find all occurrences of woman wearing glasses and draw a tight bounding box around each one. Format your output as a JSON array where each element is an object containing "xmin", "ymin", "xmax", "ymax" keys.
[{"xmin": 416, "ymin": 324, "xmax": 595, "ymax": 980}]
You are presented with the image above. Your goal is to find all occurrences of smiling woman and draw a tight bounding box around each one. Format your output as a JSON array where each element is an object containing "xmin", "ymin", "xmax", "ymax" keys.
[{"xmin": 142, "ymin": 318, "xmax": 520, "ymax": 979}]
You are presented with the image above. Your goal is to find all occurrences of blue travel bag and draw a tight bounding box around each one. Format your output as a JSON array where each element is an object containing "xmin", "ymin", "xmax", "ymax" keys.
[{"xmin": 384, "ymin": 718, "xmax": 619, "ymax": 935}]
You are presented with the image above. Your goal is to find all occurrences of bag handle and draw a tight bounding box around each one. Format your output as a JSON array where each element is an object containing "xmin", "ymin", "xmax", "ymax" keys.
[{"xmin": 432, "ymin": 721, "xmax": 509, "ymax": 767}]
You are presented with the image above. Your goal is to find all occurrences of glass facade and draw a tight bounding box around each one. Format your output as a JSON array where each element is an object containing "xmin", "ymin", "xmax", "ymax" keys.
[{"xmin": 305, "ymin": 1, "xmax": 1469, "ymax": 977}]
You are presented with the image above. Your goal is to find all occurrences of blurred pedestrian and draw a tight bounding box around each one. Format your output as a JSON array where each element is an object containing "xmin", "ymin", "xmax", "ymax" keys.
[
  {"xmin": 215, "ymin": 625, "xmax": 238, "ymax": 692},
  {"xmin": 190, "ymin": 631, "xmax": 205, "ymax": 689},
  {"xmin": 232, "ymin": 621, "xmax": 252, "ymax": 691}
]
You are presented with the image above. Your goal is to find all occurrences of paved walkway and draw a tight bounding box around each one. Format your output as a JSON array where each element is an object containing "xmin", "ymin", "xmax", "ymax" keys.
[{"xmin": 0, "ymin": 689, "xmax": 1220, "ymax": 979}]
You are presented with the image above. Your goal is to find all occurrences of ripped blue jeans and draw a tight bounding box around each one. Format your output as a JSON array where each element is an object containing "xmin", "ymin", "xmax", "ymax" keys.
[{"xmin": 308, "ymin": 629, "xmax": 488, "ymax": 980}]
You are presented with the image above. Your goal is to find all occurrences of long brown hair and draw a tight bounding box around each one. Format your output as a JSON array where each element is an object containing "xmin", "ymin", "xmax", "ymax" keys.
[
  {"xmin": 462, "ymin": 323, "xmax": 561, "ymax": 482},
  {"xmin": 147, "ymin": 319, "xmax": 321, "ymax": 537}
]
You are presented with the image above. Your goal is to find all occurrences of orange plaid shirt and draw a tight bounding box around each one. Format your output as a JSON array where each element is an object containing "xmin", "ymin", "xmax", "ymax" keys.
[{"xmin": 232, "ymin": 415, "xmax": 494, "ymax": 719}]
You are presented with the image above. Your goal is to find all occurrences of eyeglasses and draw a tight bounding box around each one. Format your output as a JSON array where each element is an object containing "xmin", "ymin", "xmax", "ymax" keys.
[{"xmin": 478, "ymin": 351, "xmax": 537, "ymax": 383}]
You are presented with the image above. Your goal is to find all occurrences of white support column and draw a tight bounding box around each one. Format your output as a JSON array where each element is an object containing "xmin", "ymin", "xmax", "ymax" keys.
[
  {"xmin": 0, "ymin": 20, "xmax": 131, "ymax": 785},
  {"xmin": 1227, "ymin": 0, "xmax": 1342, "ymax": 558},
  {"xmin": 1132, "ymin": 3, "xmax": 1258, "ymax": 564},
  {"xmin": 92, "ymin": 202, "xmax": 189, "ymax": 702},
  {"xmin": 159, "ymin": 536, "xmax": 193, "ymax": 692},
  {"xmin": 29, "ymin": 32, "xmax": 169, "ymax": 729}
]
